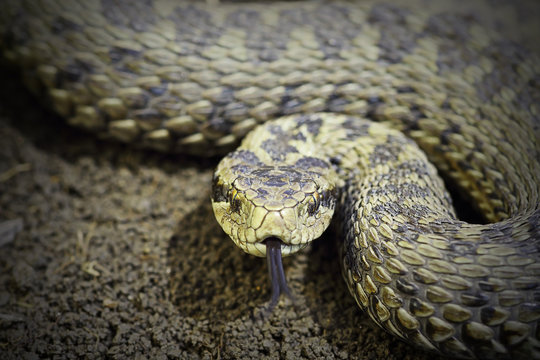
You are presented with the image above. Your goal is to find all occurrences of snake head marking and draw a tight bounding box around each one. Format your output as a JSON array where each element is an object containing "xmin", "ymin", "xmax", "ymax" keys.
[{"xmin": 211, "ymin": 151, "xmax": 338, "ymax": 258}]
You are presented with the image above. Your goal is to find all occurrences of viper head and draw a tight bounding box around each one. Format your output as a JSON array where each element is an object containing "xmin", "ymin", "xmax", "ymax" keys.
[
  {"xmin": 212, "ymin": 152, "xmax": 338, "ymax": 308},
  {"xmin": 211, "ymin": 152, "xmax": 337, "ymax": 258}
]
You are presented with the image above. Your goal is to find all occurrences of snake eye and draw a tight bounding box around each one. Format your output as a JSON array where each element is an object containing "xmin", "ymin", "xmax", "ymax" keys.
[
  {"xmin": 229, "ymin": 188, "xmax": 241, "ymax": 213},
  {"xmin": 307, "ymin": 192, "xmax": 321, "ymax": 216}
]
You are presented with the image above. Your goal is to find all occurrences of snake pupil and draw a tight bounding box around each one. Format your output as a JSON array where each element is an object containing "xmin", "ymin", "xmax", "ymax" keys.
[
  {"xmin": 229, "ymin": 189, "xmax": 242, "ymax": 213},
  {"xmin": 307, "ymin": 193, "xmax": 320, "ymax": 216}
]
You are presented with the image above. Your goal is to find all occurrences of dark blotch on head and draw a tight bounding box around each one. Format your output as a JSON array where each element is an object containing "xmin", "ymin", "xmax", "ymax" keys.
[
  {"xmin": 295, "ymin": 156, "xmax": 329, "ymax": 170},
  {"xmin": 229, "ymin": 150, "xmax": 262, "ymax": 165},
  {"xmin": 211, "ymin": 175, "xmax": 227, "ymax": 203},
  {"xmin": 268, "ymin": 124, "xmax": 285, "ymax": 135},
  {"xmin": 263, "ymin": 176, "xmax": 288, "ymax": 188},
  {"xmin": 261, "ymin": 139, "xmax": 298, "ymax": 162}
]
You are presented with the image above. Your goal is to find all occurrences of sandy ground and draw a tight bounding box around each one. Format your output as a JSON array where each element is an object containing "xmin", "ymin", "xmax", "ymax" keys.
[{"xmin": 1, "ymin": 1, "xmax": 539, "ymax": 358}]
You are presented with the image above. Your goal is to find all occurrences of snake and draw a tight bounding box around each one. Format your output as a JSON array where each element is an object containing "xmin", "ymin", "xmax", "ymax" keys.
[{"xmin": 1, "ymin": 0, "xmax": 539, "ymax": 359}]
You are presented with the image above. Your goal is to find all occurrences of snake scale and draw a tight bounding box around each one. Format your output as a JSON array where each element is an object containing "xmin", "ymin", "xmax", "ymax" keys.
[{"xmin": 1, "ymin": 0, "xmax": 539, "ymax": 358}]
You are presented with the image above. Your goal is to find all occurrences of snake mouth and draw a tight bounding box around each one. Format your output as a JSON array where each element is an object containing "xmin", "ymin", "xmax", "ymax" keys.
[
  {"xmin": 246, "ymin": 239, "xmax": 307, "ymax": 257},
  {"xmin": 264, "ymin": 237, "xmax": 293, "ymax": 308}
]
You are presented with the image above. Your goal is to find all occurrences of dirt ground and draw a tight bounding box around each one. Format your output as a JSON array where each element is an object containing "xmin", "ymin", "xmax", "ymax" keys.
[{"xmin": 1, "ymin": 2, "xmax": 539, "ymax": 359}]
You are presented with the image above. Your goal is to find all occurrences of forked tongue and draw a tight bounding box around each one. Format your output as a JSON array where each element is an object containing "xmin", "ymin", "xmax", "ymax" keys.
[{"xmin": 265, "ymin": 237, "xmax": 293, "ymax": 310}]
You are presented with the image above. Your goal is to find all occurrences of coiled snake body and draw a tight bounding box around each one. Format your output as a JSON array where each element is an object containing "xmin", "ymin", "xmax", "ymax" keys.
[{"xmin": 1, "ymin": 1, "xmax": 539, "ymax": 359}]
